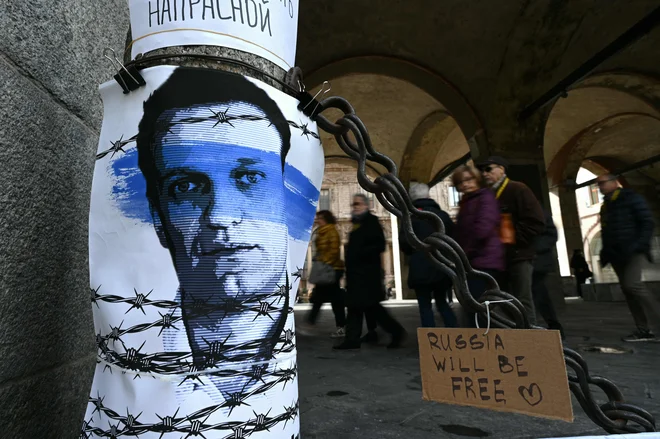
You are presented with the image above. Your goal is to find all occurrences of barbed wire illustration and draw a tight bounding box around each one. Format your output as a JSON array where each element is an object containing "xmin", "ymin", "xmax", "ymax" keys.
[
  {"xmin": 91, "ymin": 286, "xmax": 179, "ymax": 312},
  {"xmin": 95, "ymin": 111, "xmax": 319, "ymax": 161},
  {"xmin": 87, "ymin": 280, "xmax": 298, "ymax": 436},
  {"xmin": 83, "ymin": 392, "xmax": 299, "ymax": 438},
  {"xmin": 97, "ymin": 330, "xmax": 295, "ymax": 378}
]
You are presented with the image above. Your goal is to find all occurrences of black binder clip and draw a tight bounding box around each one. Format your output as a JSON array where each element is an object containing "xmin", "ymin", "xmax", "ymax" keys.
[
  {"xmin": 104, "ymin": 48, "xmax": 146, "ymax": 94},
  {"xmin": 297, "ymin": 81, "xmax": 330, "ymax": 119}
]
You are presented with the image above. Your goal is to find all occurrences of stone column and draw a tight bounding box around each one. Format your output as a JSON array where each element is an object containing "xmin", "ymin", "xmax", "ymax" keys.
[
  {"xmin": 382, "ymin": 242, "xmax": 391, "ymax": 275},
  {"xmin": 557, "ymin": 185, "xmax": 584, "ymax": 257},
  {"xmin": 0, "ymin": 4, "xmax": 129, "ymax": 438}
]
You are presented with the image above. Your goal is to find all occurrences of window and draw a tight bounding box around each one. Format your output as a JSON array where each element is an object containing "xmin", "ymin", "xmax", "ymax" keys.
[
  {"xmin": 448, "ymin": 186, "xmax": 461, "ymax": 207},
  {"xmin": 587, "ymin": 184, "xmax": 601, "ymax": 206},
  {"xmin": 318, "ymin": 189, "xmax": 330, "ymax": 211},
  {"xmin": 367, "ymin": 193, "xmax": 376, "ymax": 210}
]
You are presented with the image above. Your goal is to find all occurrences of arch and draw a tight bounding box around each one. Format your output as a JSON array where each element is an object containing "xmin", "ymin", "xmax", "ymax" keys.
[
  {"xmin": 546, "ymin": 112, "xmax": 660, "ymax": 185},
  {"xmin": 583, "ymin": 156, "xmax": 631, "ymax": 187},
  {"xmin": 577, "ymin": 71, "xmax": 660, "ymax": 110},
  {"xmin": 399, "ymin": 110, "xmax": 453, "ymax": 184},
  {"xmin": 543, "ymin": 87, "xmax": 660, "ymax": 171},
  {"xmin": 305, "ymin": 56, "xmax": 487, "ymax": 157},
  {"xmin": 542, "ymin": 81, "xmax": 660, "ymax": 271},
  {"xmin": 580, "ymin": 158, "xmax": 613, "ymax": 180},
  {"xmin": 536, "ymin": 71, "xmax": 660, "ymax": 154},
  {"xmin": 312, "ymin": 73, "xmax": 448, "ymax": 169}
]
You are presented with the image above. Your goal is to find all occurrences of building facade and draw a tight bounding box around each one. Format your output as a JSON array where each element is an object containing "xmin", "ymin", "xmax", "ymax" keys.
[
  {"xmin": 302, "ymin": 165, "xmax": 660, "ymax": 301},
  {"xmin": 299, "ymin": 162, "xmax": 457, "ymax": 300}
]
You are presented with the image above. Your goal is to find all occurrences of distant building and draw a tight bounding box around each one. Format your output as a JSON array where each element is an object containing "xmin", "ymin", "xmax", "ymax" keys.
[
  {"xmin": 301, "ymin": 165, "xmax": 660, "ymax": 302},
  {"xmin": 299, "ymin": 162, "xmax": 457, "ymax": 300}
]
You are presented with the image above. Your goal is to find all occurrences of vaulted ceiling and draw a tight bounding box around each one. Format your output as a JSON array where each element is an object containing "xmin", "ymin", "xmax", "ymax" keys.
[{"xmin": 296, "ymin": 1, "xmax": 660, "ymax": 184}]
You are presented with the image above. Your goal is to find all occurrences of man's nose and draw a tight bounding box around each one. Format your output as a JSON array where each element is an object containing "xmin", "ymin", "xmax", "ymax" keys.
[{"xmin": 204, "ymin": 189, "xmax": 245, "ymax": 229}]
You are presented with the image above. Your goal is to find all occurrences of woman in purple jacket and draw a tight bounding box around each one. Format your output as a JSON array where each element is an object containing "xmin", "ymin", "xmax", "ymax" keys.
[{"xmin": 452, "ymin": 166, "xmax": 506, "ymax": 301}]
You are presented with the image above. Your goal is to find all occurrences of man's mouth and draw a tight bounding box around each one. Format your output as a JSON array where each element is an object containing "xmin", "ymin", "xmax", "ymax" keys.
[{"xmin": 201, "ymin": 245, "xmax": 260, "ymax": 256}]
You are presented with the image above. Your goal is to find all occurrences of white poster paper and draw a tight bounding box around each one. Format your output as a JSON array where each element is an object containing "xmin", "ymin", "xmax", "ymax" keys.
[
  {"xmin": 82, "ymin": 65, "xmax": 323, "ymax": 438},
  {"xmin": 128, "ymin": 0, "xmax": 299, "ymax": 69}
]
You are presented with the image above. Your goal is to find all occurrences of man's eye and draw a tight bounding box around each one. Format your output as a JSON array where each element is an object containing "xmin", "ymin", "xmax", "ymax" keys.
[
  {"xmin": 237, "ymin": 171, "xmax": 265, "ymax": 186},
  {"xmin": 173, "ymin": 180, "xmax": 201, "ymax": 194}
]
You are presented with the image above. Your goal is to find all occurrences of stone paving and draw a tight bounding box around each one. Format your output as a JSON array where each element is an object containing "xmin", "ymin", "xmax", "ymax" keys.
[{"xmin": 295, "ymin": 299, "xmax": 660, "ymax": 439}]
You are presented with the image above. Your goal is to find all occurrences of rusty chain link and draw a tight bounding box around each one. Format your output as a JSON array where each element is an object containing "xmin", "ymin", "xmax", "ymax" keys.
[{"xmin": 287, "ymin": 68, "xmax": 657, "ymax": 435}]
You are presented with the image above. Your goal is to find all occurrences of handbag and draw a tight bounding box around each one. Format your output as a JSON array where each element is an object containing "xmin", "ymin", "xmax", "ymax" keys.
[
  {"xmin": 499, "ymin": 213, "xmax": 516, "ymax": 245},
  {"xmin": 309, "ymin": 260, "xmax": 336, "ymax": 285}
]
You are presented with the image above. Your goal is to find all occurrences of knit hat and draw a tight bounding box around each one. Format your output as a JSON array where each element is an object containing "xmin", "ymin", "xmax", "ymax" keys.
[{"xmin": 409, "ymin": 183, "xmax": 430, "ymax": 201}]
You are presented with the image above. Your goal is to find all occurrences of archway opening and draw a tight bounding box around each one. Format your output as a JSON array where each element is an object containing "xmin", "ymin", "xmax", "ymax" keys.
[
  {"xmin": 543, "ymin": 80, "xmax": 660, "ymax": 288},
  {"xmin": 304, "ymin": 68, "xmax": 478, "ymax": 301}
]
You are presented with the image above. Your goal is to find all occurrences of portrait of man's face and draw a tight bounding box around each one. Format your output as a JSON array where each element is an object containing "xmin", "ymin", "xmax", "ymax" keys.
[
  {"xmin": 85, "ymin": 67, "xmax": 319, "ymax": 439},
  {"xmin": 149, "ymin": 102, "xmax": 287, "ymax": 298}
]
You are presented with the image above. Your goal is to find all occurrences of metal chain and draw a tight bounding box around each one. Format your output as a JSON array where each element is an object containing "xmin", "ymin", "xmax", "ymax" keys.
[{"xmin": 287, "ymin": 69, "xmax": 656, "ymax": 435}]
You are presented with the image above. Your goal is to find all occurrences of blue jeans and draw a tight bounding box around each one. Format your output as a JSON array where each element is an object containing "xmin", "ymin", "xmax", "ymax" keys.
[
  {"xmin": 466, "ymin": 269, "xmax": 504, "ymax": 328},
  {"xmin": 415, "ymin": 281, "xmax": 457, "ymax": 328},
  {"xmin": 467, "ymin": 269, "xmax": 504, "ymax": 300}
]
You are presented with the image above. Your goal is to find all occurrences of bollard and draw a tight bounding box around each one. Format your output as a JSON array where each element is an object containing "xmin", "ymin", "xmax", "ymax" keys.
[{"xmin": 81, "ymin": 2, "xmax": 321, "ymax": 438}]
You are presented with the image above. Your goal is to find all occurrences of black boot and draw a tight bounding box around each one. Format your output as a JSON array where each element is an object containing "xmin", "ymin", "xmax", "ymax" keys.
[
  {"xmin": 333, "ymin": 341, "xmax": 360, "ymax": 350},
  {"xmin": 387, "ymin": 329, "xmax": 408, "ymax": 349},
  {"xmin": 548, "ymin": 321, "xmax": 566, "ymax": 340},
  {"xmin": 361, "ymin": 331, "xmax": 379, "ymax": 345}
]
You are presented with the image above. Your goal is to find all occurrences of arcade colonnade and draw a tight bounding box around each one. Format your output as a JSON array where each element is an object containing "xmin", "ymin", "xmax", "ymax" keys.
[{"xmin": 304, "ymin": 58, "xmax": 660, "ymax": 300}]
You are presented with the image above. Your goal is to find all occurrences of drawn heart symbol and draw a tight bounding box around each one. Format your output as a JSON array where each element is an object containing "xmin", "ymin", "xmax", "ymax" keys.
[{"xmin": 518, "ymin": 383, "xmax": 543, "ymax": 406}]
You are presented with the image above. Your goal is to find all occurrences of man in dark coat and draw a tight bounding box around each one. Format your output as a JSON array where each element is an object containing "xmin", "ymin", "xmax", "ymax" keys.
[
  {"xmin": 399, "ymin": 183, "xmax": 457, "ymax": 328},
  {"xmin": 598, "ymin": 174, "xmax": 660, "ymax": 342},
  {"xmin": 478, "ymin": 156, "xmax": 545, "ymax": 325},
  {"xmin": 570, "ymin": 249, "xmax": 592, "ymax": 297},
  {"xmin": 335, "ymin": 194, "xmax": 406, "ymax": 350},
  {"xmin": 532, "ymin": 210, "xmax": 565, "ymax": 338}
]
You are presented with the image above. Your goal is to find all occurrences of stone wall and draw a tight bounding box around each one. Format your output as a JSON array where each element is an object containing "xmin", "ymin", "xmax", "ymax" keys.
[{"xmin": 0, "ymin": 2, "xmax": 129, "ymax": 437}]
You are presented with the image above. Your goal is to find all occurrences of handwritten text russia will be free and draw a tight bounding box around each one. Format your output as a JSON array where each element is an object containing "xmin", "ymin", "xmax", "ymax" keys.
[
  {"xmin": 427, "ymin": 331, "xmax": 538, "ymax": 406},
  {"xmin": 145, "ymin": 0, "xmax": 295, "ymax": 36}
]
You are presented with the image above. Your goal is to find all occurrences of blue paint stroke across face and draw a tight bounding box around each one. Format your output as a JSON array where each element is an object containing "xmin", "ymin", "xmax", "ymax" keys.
[
  {"xmin": 110, "ymin": 148, "xmax": 149, "ymax": 222},
  {"xmin": 284, "ymin": 164, "xmax": 320, "ymax": 241},
  {"xmin": 109, "ymin": 147, "xmax": 319, "ymax": 241}
]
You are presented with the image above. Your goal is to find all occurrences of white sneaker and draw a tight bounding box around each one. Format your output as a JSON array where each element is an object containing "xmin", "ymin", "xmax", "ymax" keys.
[{"xmin": 330, "ymin": 327, "xmax": 346, "ymax": 338}]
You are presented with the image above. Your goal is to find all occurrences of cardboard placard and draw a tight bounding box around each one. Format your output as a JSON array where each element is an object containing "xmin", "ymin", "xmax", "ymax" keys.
[{"xmin": 418, "ymin": 328, "xmax": 573, "ymax": 422}]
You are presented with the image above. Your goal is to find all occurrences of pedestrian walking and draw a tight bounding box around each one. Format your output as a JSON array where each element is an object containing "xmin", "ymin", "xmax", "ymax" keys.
[
  {"xmin": 452, "ymin": 166, "xmax": 506, "ymax": 301},
  {"xmin": 335, "ymin": 194, "xmax": 406, "ymax": 350},
  {"xmin": 399, "ymin": 183, "xmax": 458, "ymax": 328},
  {"xmin": 570, "ymin": 249, "xmax": 592, "ymax": 297},
  {"xmin": 597, "ymin": 174, "xmax": 660, "ymax": 342},
  {"xmin": 301, "ymin": 210, "xmax": 346, "ymax": 338},
  {"xmin": 478, "ymin": 156, "xmax": 545, "ymax": 325}
]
